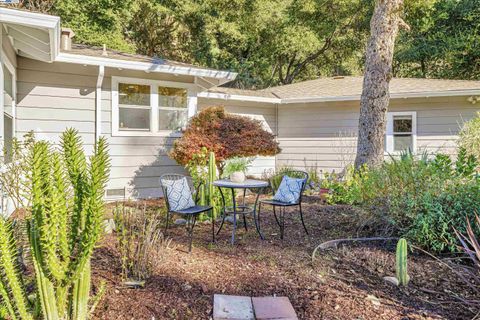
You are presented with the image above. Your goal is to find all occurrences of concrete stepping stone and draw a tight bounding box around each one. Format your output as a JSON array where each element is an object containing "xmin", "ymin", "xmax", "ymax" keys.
[
  {"xmin": 213, "ymin": 294, "xmax": 254, "ymax": 320},
  {"xmin": 252, "ymin": 297, "xmax": 298, "ymax": 320}
]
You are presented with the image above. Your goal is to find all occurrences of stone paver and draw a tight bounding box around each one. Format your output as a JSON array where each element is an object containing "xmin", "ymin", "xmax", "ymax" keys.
[
  {"xmin": 252, "ymin": 297, "xmax": 298, "ymax": 320},
  {"xmin": 213, "ymin": 294, "xmax": 255, "ymax": 320}
]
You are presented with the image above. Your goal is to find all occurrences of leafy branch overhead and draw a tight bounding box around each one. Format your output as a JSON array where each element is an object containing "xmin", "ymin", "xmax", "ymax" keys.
[{"xmin": 170, "ymin": 106, "xmax": 280, "ymax": 167}]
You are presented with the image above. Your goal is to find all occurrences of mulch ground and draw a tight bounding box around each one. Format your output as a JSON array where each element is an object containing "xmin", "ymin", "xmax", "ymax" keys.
[{"xmin": 92, "ymin": 197, "xmax": 480, "ymax": 319}]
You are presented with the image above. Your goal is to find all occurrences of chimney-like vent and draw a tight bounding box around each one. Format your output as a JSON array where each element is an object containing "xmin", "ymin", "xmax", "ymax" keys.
[
  {"xmin": 61, "ymin": 28, "xmax": 75, "ymax": 51},
  {"xmin": 102, "ymin": 44, "xmax": 108, "ymax": 57}
]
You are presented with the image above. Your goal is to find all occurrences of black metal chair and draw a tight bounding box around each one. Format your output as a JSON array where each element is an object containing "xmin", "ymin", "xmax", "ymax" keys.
[
  {"xmin": 258, "ymin": 171, "xmax": 309, "ymax": 239},
  {"xmin": 160, "ymin": 174, "xmax": 213, "ymax": 252}
]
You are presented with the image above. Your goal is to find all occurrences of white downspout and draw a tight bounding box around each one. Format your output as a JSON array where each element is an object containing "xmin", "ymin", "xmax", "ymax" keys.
[{"xmin": 95, "ymin": 65, "xmax": 105, "ymax": 141}]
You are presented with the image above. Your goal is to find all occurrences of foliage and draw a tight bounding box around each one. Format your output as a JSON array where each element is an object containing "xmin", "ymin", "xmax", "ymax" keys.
[
  {"xmin": 324, "ymin": 150, "xmax": 480, "ymax": 253},
  {"xmin": 51, "ymin": 0, "xmax": 135, "ymax": 52},
  {"xmin": 114, "ymin": 202, "xmax": 169, "ymax": 282},
  {"xmin": 458, "ymin": 112, "xmax": 480, "ymax": 162},
  {"xmin": 396, "ymin": 238, "xmax": 410, "ymax": 286},
  {"xmin": 222, "ymin": 157, "xmax": 253, "ymax": 178},
  {"xmin": 395, "ymin": 0, "xmax": 480, "ymax": 80},
  {"xmin": 456, "ymin": 214, "xmax": 480, "ymax": 270},
  {"xmin": 0, "ymin": 132, "xmax": 36, "ymax": 211},
  {"xmin": 127, "ymin": 0, "xmax": 371, "ymax": 88},
  {"xmin": 170, "ymin": 107, "xmax": 280, "ymax": 168},
  {"xmin": 0, "ymin": 128, "xmax": 110, "ymax": 320}
]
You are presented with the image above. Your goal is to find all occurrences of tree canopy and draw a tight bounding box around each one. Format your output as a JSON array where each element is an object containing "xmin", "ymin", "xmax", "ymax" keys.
[{"xmin": 14, "ymin": 0, "xmax": 480, "ymax": 88}]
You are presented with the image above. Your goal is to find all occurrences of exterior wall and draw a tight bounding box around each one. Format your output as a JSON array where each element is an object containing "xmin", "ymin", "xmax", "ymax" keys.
[
  {"xmin": 276, "ymin": 96, "xmax": 480, "ymax": 173},
  {"xmin": 100, "ymin": 69, "xmax": 195, "ymax": 198},
  {"xmin": 198, "ymin": 98, "xmax": 277, "ymax": 177},
  {"xmin": 16, "ymin": 57, "xmax": 194, "ymax": 199}
]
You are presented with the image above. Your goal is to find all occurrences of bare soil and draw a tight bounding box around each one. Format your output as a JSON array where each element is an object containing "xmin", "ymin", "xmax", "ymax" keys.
[{"xmin": 92, "ymin": 198, "xmax": 480, "ymax": 319}]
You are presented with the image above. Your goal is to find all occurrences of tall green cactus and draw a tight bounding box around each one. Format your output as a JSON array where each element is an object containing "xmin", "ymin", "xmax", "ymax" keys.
[
  {"xmin": 0, "ymin": 128, "xmax": 110, "ymax": 320},
  {"xmin": 207, "ymin": 152, "xmax": 217, "ymax": 218},
  {"xmin": 396, "ymin": 238, "xmax": 410, "ymax": 286}
]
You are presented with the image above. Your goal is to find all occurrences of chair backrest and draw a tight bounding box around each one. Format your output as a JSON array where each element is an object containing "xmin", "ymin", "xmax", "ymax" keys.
[
  {"xmin": 159, "ymin": 174, "xmax": 195, "ymax": 211},
  {"xmin": 271, "ymin": 170, "xmax": 309, "ymax": 203}
]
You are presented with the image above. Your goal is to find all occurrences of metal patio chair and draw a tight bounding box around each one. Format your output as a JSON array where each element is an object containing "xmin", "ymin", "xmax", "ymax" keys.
[
  {"xmin": 160, "ymin": 174, "xmax": 213, "ymax": 252},
  {"xmin": 258, "ymin": 170, "xmax": 309, "ymax": 239}
]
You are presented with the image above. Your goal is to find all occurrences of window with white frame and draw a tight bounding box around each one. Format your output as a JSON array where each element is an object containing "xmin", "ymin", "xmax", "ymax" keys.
[
  {"xmin": 112, "ymin": 77, "xmax": 195, "ymax": 136},
  {"xmin": 386, "ymin": 111, "xmax": 417, "ymax": 153}
]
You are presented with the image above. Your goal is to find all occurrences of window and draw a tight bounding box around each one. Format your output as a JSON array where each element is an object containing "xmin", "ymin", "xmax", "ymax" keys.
[
  {"xmin": 112, "ymin": 77, "xmax": 195, "ymax": 136},
  {"xmin": 386, "ymin": 111, "xmax": 417, "ymax": 153},
  {"xmin": 118, "ymin": 83, "xmax": 151, "ymax": 131},
  {"xmin": 158, "ymin": 87, "xmax": 188, "ymax": 131}
]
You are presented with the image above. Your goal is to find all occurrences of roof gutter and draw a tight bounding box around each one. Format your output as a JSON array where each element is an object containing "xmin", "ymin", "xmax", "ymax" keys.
[
  {"xmin": 56, "ymin": 52, "xmax": 238, "ymax": 81},
  {"xmin": 199, "ymin": 89, "xmax": 480, "ymax": 104}
]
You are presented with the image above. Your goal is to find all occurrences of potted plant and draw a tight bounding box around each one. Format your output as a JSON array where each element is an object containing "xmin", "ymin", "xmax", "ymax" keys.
[{"xmin": 223, "ymin": 157, "xmax": 253, "ymax": 183}]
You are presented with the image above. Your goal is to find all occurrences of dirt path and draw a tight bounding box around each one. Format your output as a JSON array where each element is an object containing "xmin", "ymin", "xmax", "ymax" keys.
[{"xmin": 92, "ymin": 200, "xmax": 479, "ymax": 319}]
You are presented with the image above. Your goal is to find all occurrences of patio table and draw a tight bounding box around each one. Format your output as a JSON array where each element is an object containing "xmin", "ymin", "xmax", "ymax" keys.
[{"xmin": 213, "ymin": 179, "xmax": 268, "ymax": 244}]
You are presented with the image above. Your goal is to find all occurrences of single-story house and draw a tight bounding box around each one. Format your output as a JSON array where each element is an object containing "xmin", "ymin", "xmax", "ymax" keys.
[{"xmin": 1, "ymin": 8, "xmax": 479, "ymax": 202}]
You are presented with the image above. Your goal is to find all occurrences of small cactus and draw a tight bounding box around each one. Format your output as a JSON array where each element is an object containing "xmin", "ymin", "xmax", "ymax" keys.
[{"xmin": 396, "ymin": 238, "xmax": 410, "ymax": 286}]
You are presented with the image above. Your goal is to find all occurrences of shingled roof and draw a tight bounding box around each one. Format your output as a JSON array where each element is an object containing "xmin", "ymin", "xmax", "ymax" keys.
[{"xmin": 204, "ymin": 76, "xmax": 480, "ymax": 103}]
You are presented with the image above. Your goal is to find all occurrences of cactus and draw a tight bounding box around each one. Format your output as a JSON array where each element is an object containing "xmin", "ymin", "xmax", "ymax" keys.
[
  {"xmin": 396, "ymin": 238, "xmax": 410, "ymax": 286},
  {"xmin": 0, "ymin": 128, "xmax": 110, "ymax": 320},
  {"xmin": 207, "ymin": 152, "xmax": 217, "ymax": 218}
]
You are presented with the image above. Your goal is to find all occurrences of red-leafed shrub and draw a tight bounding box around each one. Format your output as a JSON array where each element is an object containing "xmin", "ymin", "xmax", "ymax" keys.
[{"xmin": 170, "ymin": 106, "xmax": 280, "ymax": 166}]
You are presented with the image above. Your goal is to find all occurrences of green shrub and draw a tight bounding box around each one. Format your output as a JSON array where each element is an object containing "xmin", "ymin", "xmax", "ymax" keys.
[
  {"xmin": 324, "ymin": 150, "xmax": 480, "ymax": 253},
  {"xmin": 459, "ymin": 111, "xmax": 480, "ymax": 161}
]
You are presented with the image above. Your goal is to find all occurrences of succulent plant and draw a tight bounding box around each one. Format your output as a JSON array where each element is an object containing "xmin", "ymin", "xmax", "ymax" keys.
[
  {"xmin": 0, "ymin": 128, "xmax": 110, "ymax": 320},
  {"xmin": 396, "ymin": 238, "xmax": 410, "ymax": 286}
]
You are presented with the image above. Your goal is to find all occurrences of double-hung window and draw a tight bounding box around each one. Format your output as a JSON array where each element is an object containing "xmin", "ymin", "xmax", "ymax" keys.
[
  {"xmin": 386, "ymin": 111, "xmax": 417, "ymax": 153},
  {"xmin": 112, "ymin": 77, "xmax": 195, "ymax": 136}
]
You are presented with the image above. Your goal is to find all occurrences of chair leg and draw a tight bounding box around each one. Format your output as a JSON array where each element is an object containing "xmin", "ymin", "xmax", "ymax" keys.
[
  {"xmin": 257, "ymin": 203, "xmax": 262, "ymax": 231},
  {"xmin": 188, "ymin": 215, "xmax": 197, "ymax": 253},
  {"xmin": 242, "ymin": 212, "xmax": 248, "ymax": 232},
  {"xmin": 216, "ymin": 211, "xmax": 226, "ymax": 236},
  {"xmin": 211, "ymin": 209, "xmax": 215, "ymax": 243},
  {"xmin": 272, "ymin": 206, "xmax": 280, "ymax": 227},
  {"xmin": 299, "ymin": 203, "xmax": 309, "ymax": 235},
  {"xmin": 280, "ymin": 207, "xmax": 285, "ymax": 240}
]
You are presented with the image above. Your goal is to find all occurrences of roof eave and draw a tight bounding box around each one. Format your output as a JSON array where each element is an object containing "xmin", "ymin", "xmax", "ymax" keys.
[
  {"xmin": 199, "ymin": 89, "xmax": 480, "ymax": 104},
  {"xmin": 56, "ymin": 52, "xmax": 237, "ymax": 81}
]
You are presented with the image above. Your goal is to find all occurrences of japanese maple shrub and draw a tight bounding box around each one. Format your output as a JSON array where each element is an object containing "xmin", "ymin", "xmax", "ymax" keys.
[{"xmin": 170, "ymin": 106, "xmax": 280, "ymax": 171}]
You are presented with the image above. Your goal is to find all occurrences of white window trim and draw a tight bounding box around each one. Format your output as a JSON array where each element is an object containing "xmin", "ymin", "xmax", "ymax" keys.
[
  {"xmin": 111, "ymin": 76, "xmax": 197, "ymax": 137},
  {"xmin": 386, "ymin": 111, "xmax": 417, "ymax": 154}
]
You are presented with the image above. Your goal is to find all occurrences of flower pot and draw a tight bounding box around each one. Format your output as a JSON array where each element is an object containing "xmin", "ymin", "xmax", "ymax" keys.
[{"xmin": 230, "ymin": 171, "xmax": 246, "ymax": 183}]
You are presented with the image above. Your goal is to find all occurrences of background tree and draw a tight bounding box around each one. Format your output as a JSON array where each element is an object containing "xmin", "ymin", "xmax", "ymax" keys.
[
  {"xmin": 170, "ymin": 107, "xmax": 280, "ymax": 170},
  {"xmin": 394, "ymin": 0, "xmax": 480, "ymax": 79},
  {"xmin": 355, "ymin": 0, "xmax": 409, "ymax": 169}
]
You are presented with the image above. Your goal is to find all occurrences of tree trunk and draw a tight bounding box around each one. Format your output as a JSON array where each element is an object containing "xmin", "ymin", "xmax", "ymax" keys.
[{"xmin": 354, "ymin": 0, "xmax": 408, "ymax": 169}]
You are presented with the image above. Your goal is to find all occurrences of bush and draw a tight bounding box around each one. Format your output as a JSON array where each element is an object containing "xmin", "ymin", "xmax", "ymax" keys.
[
  {"xmin": 114, "ymin": 202, "xmax": 169, "ymax": 282},
  {"xmin": 170, "ymin": 106, "xmax": 280, "ymax": 168},
  {"xmin": 459, "ymin": 111, "xmax": 480, "ymax": 161},
  {"xmin": 325, "ymin": 150, "xmax": 480, "ymax": 253}
]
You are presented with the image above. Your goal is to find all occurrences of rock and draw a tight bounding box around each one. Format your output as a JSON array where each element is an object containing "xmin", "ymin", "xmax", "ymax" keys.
[
  {"xmin": 383, "ymin": 276, "xmax": 399, "ymax": 286},
  {"xmin": 102, "ymin": 218, "xmax": 116, "ymax": 234},
  {"xmin": 123, "ymin": 280, "xmax": 145, "ymax": 288},
  {"xmin": 366, "ymin": 294, "xmax": 381, "ymax": 308},
  {"xmin": 174, "ymin": 218, "xmax": 187, "ymax": 225}
]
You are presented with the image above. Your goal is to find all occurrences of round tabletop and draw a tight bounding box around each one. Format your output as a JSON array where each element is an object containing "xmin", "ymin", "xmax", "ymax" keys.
[{"xmin": 213, "ymin": 179, "xmax": 269, "ymax": 189}]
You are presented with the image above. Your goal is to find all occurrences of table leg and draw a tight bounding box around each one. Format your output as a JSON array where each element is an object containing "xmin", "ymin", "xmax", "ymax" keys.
[
  {"xmin": 231, "ymin": 188, "xmax": 237, "ymax": 245},
  {"xmin": 216, "ymin": 187, "xmax": 227, "ymax": 236},
  {"xmin": 252, "ymin": 187, "xmax": 265, "ymax": 240}
]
